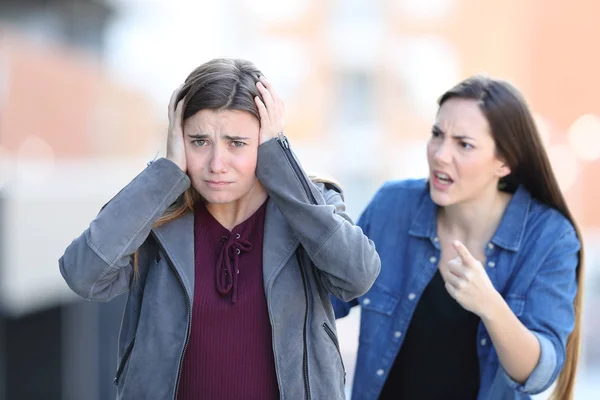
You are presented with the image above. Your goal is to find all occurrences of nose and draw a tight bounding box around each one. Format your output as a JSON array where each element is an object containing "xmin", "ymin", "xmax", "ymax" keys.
[
  {"xmin": 209, "ymin": 144, "xmax": 228, "ymax": 173},
  {"xmin": 432, "ymin": 139, "xmax": 452, "ymax": 164}
]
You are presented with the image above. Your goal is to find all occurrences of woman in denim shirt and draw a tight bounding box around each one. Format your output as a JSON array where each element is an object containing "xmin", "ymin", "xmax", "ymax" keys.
[{"xmin": 333, "ymin": 76, "xmax": 583, "ymax": 400}]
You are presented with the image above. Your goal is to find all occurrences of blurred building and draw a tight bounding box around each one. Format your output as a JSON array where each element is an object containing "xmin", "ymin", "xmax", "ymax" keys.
[{"xmin": 0, "ymin": 1, "xmax": 161, "ymax": 399}]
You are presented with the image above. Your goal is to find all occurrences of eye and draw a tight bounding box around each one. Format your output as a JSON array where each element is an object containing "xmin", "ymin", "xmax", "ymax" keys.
[
  {"xmin": 431, "ymin": 129, "xmax": 442, "ymax": 138},
  {"xmin": 460, "ymin": 141, "xmax": 474, "ymax": 150},
  {"xmin": 192, "ymin": 139, "xmax": 208, "ymax": 147},
  {"xmin": 231, "ymin": 141, "xmax": 246, "ymax": 148}
]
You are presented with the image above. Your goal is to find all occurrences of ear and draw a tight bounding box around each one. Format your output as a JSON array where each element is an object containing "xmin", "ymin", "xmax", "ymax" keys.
[{"xmin": 496, "ymin": 161, "xmax": 511, "ymax": 178}]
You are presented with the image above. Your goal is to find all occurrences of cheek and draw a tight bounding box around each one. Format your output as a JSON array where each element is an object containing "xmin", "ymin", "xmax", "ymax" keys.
[
  {"xmin": 233, "ymin": 151, "xmax": 259, "ymax": 176},
  {"xmin": 184, "ymin": 147, "xmax": 204, "ymax": 169},
  {"xmin": 184, "ymin": 147, "xmax": 214, "ymax": 176},
  {"xmin": 456, "ymin": 156, "xmax": 497, "ymax": 182}
]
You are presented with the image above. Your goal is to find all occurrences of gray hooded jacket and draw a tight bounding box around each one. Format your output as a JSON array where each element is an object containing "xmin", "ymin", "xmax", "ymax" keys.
[{"xmin": 59, "ymin": 135, "xmax": 381, "ymax": 399}]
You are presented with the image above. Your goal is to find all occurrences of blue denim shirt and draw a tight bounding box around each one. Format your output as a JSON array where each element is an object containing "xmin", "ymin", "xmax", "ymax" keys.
[{"xmin": 333, "ymin": 179, "xmax": 579, "ymax": 400}]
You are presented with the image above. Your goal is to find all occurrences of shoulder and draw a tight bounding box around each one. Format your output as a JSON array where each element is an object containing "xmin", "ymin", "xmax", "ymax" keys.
[
  {"xmin": 514, "ymin": 196, "xmax": 581, "ymax": 266},
  {"xmin": 527, "ymin": 198, "xmax": 577, "ymax": 241},
  {"xmin": 369, "ymin": 178, "xmax": 429, "ymax": 210},
  {"xmin": 379, "ymin": 178, "xmax": 428, "ymax": 192}
]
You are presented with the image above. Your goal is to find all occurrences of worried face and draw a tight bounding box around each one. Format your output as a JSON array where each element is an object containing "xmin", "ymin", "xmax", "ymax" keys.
[{"xmin": 183, "ymin": 109, "xmax": 262, "ymax": 205}]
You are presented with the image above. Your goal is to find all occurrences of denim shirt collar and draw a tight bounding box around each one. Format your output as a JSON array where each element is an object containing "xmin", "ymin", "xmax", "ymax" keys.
[{"xmin": 408, "ymin": 184, "xmax": 532, "ymax": 252}]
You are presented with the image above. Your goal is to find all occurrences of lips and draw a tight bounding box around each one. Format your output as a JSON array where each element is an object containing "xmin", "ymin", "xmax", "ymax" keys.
[
  {"xmin": 431, "ymin": 170, "xmax": 454, "ymax": 190},
  {"xmin": 205, "ymin": 180, "xmax": 232, "ymax": 188}
]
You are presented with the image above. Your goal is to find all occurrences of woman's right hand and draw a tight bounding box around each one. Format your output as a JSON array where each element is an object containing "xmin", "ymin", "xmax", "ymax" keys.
[{"xmin": 166, "ymin": 85, "xmax": 186, "ymax": 172}]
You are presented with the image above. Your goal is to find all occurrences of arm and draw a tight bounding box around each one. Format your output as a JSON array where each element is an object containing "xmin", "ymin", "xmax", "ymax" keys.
[
  {"xmin": 442, "ymin": 229, "xmax": 579, "ymax": 394},
  {"xmin": 59, "ymin": 158, "xmax": 190, "ymax": 301},
  {"xmin": 329, "ymin": 196, "xmax": 376, "ymax": 317},
  {"xmin": 492, "ymin": 229, "xmax": 579, "ymax": 393},
  {"xmin": 60, "ymin": 86, "xmax": 190, "ymax": 302},
  {"xmin": 481, "ymin": 292, "xmax": 541, "ymax": 384},
  {"xmin": 256, "ymin": 137, "xmax": 380, "ymax": 301},
  {"xmin": 253, "ymin": 76, "xmax": 380, "ymax": 301}
]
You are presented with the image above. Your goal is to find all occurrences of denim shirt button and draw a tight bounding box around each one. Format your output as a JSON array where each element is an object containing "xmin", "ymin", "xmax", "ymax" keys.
[
  {"xmin": 363, "ymin": 298, "xmax": 371, "ymax": 305},
  {"xmin": 480, "ymin": 338, "xmax": 487, "ymax": 346},
  {"xmin": 488, "ymin": 243, "xmax": 494, "ymax": 250},
  {"xmin": 394, "ymin": 331, "xmax": 402, "ymax": 338},
  {"xmin": 487, "ymin": 261, "xmax": 496, "ymax": 268},
  {"xmin": 408, "ymin": 293, "xmax": 416, "ymax": 301},
  {"xmin": 429, "ymin": 256, "xmax": 437, "ymax": 264},
  {"xmin": 376, "ymin": 369, "xmax": 385, "ymax": 376}
]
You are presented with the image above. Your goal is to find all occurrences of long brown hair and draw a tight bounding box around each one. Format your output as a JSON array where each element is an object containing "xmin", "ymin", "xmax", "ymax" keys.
[{"xmin": 439, "ymin": 75, "xmax": 584, "ymax": 400}]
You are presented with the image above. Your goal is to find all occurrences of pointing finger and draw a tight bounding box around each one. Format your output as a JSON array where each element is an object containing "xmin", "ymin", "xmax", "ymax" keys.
[{"xmin": 453, "ymin": 240, "xmax": 478, "ymax": 267}]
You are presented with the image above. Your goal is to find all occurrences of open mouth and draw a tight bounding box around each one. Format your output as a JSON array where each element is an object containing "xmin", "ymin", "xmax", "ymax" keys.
[{"xmin": 432, "ymin": 171, "xmax": 454, "ymax": 188}]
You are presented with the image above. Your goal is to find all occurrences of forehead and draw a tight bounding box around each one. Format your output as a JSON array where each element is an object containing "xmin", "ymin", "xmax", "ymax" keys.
[
  {"xmin": 184, "ymin": 109, "xmax": 259, "ymax": 135},
  {"xmin": 436, "ymin": 98, "xmax": 491, "ymax": 139}
]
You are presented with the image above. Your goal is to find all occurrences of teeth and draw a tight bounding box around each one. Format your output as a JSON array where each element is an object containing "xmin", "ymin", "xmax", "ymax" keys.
[{"xmin": 435, "ymin": 172, "xmax": 452, "ymax": 183}]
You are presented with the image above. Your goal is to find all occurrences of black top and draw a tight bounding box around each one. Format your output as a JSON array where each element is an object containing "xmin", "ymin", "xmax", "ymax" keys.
[{"xmin": 379, "ymin": 270, "xmax": 481, "ymax": 400}]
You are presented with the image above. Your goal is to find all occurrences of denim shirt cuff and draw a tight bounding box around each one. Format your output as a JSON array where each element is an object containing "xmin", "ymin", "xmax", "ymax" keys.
[{"xmin": 503, "ymin": 332, "xmax": 557, "ymax": 394}]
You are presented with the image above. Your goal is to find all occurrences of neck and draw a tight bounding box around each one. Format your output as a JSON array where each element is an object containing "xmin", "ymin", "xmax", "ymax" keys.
[
  {"xmin": 438, "ymin": 184, "xmax": 512, "ymax": 245},
  {"xmin": 206, "ymin": 182, "xmax": 268, "ymax": 231}
]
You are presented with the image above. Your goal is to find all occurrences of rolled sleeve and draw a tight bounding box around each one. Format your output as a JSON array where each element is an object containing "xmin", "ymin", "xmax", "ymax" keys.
[{"xmin": 503, "ymin": 332, "xmax": 558, "ymax": 394}]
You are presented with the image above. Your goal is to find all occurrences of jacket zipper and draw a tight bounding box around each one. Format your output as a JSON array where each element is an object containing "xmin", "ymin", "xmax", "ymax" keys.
[
  {"xmin": 296, "ymin": 251, "xmax": 312, "ymax": 400},
  {"xmin": 281, "ymin": 132, "xmax": 316, "ymax": 398},
  {"xmin": 322, "ymin": 322, "xmax": 347, "ymax": 384},
  {"xmin": 113, "ymin": 337, "xmax": 136, "ymax": 386},
  {"xmin": 150, "ymin": 232, "xmax": 192, "ymax": 400},
  {"xmin": 277, "ymin": 133, "xmax": 318, "ymax": 205}
]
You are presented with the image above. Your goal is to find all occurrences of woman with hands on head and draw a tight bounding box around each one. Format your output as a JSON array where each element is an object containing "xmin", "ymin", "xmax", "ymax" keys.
[
  {"xmin": 332, "ymin": 75, "xmax": 584, "ymax": 400},
  {"xmin": 59, "ymin": 58, "xmax": 380, "ymax": 400}
]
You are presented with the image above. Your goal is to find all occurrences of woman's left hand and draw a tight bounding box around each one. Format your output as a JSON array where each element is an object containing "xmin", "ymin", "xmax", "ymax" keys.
[
  {"xmin": 255, "ymin": 76, "xmax": 285, "ymax": 145},
  {"xmin": 440, "ymin": 240, "xmax": 501, "ymax": 319}
]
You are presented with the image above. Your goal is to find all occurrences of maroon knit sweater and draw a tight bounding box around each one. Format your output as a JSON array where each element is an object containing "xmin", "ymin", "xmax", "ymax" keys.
[{"xmin": 177, "ymin": 201, "xmax": 280, "ymax": 400}]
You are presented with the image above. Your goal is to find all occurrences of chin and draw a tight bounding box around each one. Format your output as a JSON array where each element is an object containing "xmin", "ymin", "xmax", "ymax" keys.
[
  {"xmin": 193, "ymin": 178, "xmax": 260, "ymax": 205},
  {"xmin": 199, "ymin": 191, "xmax": 240, "ymax": 205},
  {"xmin": 429, "ymin": 185, "xmax": 455, "ymax": 207}
]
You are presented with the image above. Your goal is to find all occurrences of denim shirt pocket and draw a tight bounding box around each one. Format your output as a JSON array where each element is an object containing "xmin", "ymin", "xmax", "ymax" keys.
[{"xmin": 359, "ymin": 284, "xmax": 400, "ymax": 344}]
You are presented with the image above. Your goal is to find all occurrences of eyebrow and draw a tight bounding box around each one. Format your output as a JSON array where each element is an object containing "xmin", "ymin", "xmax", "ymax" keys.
[
  {"xmin": 187, "ymin": 134, "xmax": 251, "ymax": 141},
  {"xmin": 432, "ymin": 125, "xmax": 475, "ymax": 141}
]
